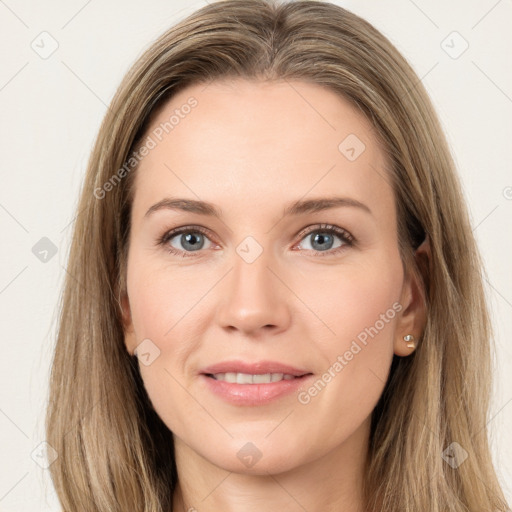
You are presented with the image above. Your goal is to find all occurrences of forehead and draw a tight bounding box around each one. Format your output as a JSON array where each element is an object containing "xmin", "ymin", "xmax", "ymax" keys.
[{"xmin": 131, "ymin": 79, "xmax": 393, "ymax": 222}]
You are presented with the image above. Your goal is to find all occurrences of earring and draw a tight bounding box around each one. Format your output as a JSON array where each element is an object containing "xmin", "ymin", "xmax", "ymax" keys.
[{"xmin": 403, "ymin": 334, "xmax": 416, "ymax": 349}]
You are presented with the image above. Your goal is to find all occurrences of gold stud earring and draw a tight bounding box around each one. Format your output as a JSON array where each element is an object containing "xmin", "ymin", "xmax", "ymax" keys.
[{"xmin": 403, "ymin": 334, "xmax": 416, "ymax": 349}]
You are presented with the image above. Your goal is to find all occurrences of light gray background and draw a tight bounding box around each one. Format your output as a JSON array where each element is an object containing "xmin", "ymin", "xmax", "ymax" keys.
[{"xmin": 0, "ymin": 1, "xmax": 511, "ymax": 510}]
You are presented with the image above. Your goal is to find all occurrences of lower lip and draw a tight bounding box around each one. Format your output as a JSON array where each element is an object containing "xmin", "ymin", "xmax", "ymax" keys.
[{"xmin": 200, "ymin": 374, "xmax": 313, "ymax": 406}]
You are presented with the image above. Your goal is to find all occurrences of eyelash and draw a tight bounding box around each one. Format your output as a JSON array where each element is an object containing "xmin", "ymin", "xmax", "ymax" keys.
[{"xmin": 156, "ymin": 223, "xmax": 355, "ymax": 258}]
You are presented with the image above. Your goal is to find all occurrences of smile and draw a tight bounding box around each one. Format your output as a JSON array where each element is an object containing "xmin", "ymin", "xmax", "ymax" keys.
[{"xmin": 208, "ymin": 372, "xmax": 298, "ymax": 384}]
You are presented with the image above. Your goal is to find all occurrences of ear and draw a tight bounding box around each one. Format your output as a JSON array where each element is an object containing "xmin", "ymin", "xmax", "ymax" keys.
[
  {"xmin": 393, "ymin": 235, "xmax": 430, "ymax": 357},
  {"xmin": 120, "ymin": 292, "xmax": 138, "ymax": 356}
]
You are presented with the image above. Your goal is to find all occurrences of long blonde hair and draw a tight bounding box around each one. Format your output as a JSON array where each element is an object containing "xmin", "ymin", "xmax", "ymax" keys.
[{"xmin": 45, "ymin": 1, "xmax": 510, "ymax": 510}]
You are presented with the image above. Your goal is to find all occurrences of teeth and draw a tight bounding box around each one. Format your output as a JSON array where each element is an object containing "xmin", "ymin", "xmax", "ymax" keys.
[
  {"xmin": 212, "ymin": 372, "xmax": 297, "ymax": 384},
  {"xmin": 236, "ymin": 372, "xmax": 252, "ymax": 384}
]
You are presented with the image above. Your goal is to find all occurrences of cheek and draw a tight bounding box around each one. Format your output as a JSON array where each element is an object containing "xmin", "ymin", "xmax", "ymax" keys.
[
  {"xmin": 301, "ymin": 252, "xmax": 403, "ymax": 350},
  {"xmin": 293, "ymin": 254, "xmax": 402, "ymax": 428},
  {"xmin": 125, "ymin": 253, "xmax": 212, "ymax": 430},
  {"xmin": 126, "ymin": 251, "xmax": 206, "ymax": 341}
]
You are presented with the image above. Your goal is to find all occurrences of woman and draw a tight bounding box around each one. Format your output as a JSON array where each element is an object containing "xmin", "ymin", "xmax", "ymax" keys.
[{"xmin": 45, "ymin": 0, "xmax": 510, "ymax": 510}]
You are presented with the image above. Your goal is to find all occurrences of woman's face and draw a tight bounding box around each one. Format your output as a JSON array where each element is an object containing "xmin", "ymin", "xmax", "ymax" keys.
[{"xmin": 122, "ymin": 79, "xmax": 422, "ymax": 475}]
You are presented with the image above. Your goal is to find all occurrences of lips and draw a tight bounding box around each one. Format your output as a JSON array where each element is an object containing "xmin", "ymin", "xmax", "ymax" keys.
[
  {"xmin": 198, "ymin": 360, "xmax": 314, "ymax": 405},
  {"xmin": 199, "ymin": 360, "xmax": 314, "ymax": 405}
]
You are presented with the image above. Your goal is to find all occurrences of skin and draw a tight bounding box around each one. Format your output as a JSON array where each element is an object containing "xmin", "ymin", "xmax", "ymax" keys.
[{"xmin": 121, "ymin": 79, "xmax": 427, "ymax": 512}]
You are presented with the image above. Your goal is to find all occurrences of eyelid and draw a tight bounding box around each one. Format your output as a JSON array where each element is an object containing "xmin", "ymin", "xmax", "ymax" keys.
[
  {"xmin": 157, "ymin": 225, "xmax": 217, "ymax": 253},
  {"xmin": 294, "ymin": 223, "xmax": 354, "ymax": 245}
]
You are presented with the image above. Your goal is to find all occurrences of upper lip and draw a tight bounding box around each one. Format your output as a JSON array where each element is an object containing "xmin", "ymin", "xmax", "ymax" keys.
[{"xmin": 200, "ymin": 360, "xmax": 311, "ymax": 377}]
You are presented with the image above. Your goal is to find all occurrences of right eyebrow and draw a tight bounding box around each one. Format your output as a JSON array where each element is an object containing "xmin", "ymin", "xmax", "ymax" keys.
[{"xmin": 144, "ymin": 198, "xmax": 223, "ymax": 219}]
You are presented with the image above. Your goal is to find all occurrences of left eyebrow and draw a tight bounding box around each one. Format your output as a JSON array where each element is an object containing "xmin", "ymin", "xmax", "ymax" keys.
[
  {"xmin": 282, "ymin": 196, "xmax": 372, "ymax": 217},
  {"xmin": 143, "ymin": 196, "xmax": 372, "ymax": 219}
]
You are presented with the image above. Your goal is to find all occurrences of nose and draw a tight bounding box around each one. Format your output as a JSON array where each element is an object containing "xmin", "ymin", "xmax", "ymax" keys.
[{"xmin": 216, "ymin": 247, "xmax": 291, "ymax": 336}]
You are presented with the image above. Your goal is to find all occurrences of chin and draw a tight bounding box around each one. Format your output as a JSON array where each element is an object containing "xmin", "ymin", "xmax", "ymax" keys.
[
  {"xmin": 214, "ymin": 452, "xmax": 300, "ymax": 476},
  {"xmin": 196, "ymin": 435, "xmax": 308, "ymax": 476}
]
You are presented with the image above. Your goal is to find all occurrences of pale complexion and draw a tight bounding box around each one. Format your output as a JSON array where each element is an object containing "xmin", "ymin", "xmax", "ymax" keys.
[{"xmin": 121, "ymin": 79, "xmax": 427, "ymax": 512}]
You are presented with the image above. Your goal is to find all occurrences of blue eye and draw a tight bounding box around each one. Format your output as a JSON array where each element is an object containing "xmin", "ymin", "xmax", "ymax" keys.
[
  {"xmin": 294, "ymin": 224, "xmax": 354, "ymax": 255},
  {"xmin": 158, "ymin": 226, "xmax": 213, "ymax": 257},
  {"xmin": 157, "ymin": 223, "xmax": 354, "ymax": 258}
]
